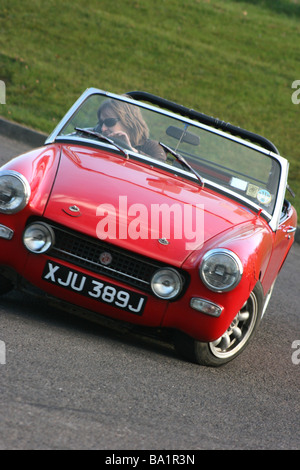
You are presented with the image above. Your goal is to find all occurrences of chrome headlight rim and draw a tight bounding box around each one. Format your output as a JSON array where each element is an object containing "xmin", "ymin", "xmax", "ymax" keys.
[
  {"xmin": 151, "ymin": 267, "xmax": 183, "ymax": 300},
  {"xmin": 23, "ymin": 222, "xmax": 55, "ymax": 254},
  {"xmin": 200, "ymin": 248, "xmax": 243, "ymax": 293},
  {"xmin": 0, "ymin": 170, "xmax": 31, "ymax": 214}
]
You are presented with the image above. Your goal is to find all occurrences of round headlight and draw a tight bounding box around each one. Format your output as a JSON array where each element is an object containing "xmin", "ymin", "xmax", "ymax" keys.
[
  {"xmin": 23, "ymin": 222, "xmax": 55, "ymax": 254},
  {"xmin": 0, "ymin": 171, "xmax": 31, "ymax": 214},
  {"xmin": 151, "ymin": 268, "xmax": 183, "ymax": 299},
  {"xmin": 200, "ymin": 249, "xmax": 243, "ymax": 292}
]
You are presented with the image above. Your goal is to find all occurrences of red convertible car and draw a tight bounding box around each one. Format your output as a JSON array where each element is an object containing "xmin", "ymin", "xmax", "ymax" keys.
[{"xmin": 0, "ymin": 88, "xmax": 297, "ymax": 366}]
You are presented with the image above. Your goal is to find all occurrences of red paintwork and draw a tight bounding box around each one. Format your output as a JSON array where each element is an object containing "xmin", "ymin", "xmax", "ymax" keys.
[{"xmin": 0, "ymin": 143, "xmax": 297, "ymax": 342}]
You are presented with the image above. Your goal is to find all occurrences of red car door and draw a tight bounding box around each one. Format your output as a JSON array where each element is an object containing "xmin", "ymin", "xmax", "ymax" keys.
[{"xmin": 262, "ymin": 201, "xmax": 297, "ymax": 294}]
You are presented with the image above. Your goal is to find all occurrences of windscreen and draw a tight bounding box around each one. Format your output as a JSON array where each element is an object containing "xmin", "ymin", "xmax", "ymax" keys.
[{"xmin": 57, "ymin": 93, "xmax": 281, "ymax": 216}]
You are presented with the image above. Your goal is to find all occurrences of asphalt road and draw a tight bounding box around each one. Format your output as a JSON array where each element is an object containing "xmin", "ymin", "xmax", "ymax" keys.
[{"xmin": 0, "ymin": 136, "xmax": 299, "ymax": 450}]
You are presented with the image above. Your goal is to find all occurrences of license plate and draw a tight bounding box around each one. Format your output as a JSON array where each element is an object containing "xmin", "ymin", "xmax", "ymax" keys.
[{"xmin": 42, "ymin": 261, "xmax": 147, "ymax": 315}]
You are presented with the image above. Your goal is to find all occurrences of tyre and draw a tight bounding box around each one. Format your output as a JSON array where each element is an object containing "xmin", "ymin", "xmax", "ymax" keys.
[
  {"xmin": 0, "ymin": 275, "xmax": 14, "ymax": 296},
  {"xmin": 174, "ymin": 282, "xmax": 264, "ymax": 367}
]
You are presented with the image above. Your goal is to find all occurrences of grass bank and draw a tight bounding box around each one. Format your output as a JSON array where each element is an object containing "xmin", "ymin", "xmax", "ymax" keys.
[{"xmin": 0, "ymin": 0, "xmax": 299, "ymax": 213}]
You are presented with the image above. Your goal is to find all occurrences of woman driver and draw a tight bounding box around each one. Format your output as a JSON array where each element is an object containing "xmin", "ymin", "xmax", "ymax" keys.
[{"xmin": 96, "ymin": 98, "xmax": 166, "ymax": 161}]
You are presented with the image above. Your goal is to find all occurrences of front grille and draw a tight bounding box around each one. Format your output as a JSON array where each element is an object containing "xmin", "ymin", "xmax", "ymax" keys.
[{"xmin": 47, "ymin": 223, "xmax": 168, "ymax": 292}]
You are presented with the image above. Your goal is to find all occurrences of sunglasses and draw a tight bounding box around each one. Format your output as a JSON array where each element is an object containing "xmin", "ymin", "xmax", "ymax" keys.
[{"xmin": 98, "ymin": 117, "xmax": 120, "ymax": 128}]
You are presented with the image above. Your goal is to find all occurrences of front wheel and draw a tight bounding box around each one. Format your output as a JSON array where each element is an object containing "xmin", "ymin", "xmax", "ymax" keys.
[{"xmin": 174, "ymin": 283, "xmax": 264, "ymax": 367}]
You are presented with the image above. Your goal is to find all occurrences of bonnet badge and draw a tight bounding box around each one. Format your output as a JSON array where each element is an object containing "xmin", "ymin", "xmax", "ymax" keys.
[{"xmin": 99, "ymin": 252, "xmax": 113, "ymax": 266}]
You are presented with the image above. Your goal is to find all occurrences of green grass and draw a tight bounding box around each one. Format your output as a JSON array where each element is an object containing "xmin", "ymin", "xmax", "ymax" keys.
[{"xmin": 0, "ymin": 0, "xmax": 299, "ymax": 215}]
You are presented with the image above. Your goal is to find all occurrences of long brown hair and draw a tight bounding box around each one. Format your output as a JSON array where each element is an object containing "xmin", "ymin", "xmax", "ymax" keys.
[{"xmin": 97, "ymin": 97, "xmax": 149, "ymax": 147}]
